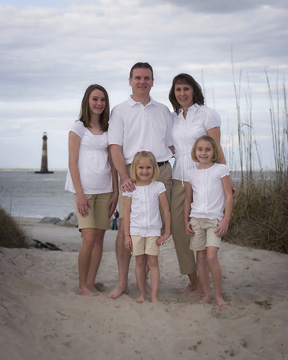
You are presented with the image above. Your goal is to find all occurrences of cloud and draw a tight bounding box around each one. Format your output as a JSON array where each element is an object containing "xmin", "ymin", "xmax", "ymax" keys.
[{"xmin": 0, "ymin": 0, "xmax": 287, "ymax": 169}]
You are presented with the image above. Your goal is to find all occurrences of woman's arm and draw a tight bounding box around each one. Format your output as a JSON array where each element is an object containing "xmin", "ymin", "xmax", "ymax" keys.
[
  {"xmin": 156, "ymin": 193, "xmax": 171, "ymax": 246},
  {"xmin": 208, "ymin": 127, "xmax": 236, "ymax": 198},
  {"xmin": 107, "ymin": 146, "xmax": 119, "ymax": 217},
  {"xmin": 207, "ymin": 127, "xmax": 226, "ymax": 164},
  {"xmin": 215, "ymin": 176, "xmax": 233, "ymax": 237},
  {"xmin": 68, "ymin": 131, "xmax": 90, "ymax": 216},
  {"xmin": 123, "ymin": 196, "xmax": 132, "ymax": 252},
  {"xmin": 184, "ymin": 181, "xmax": 195, "ymax": 236}
]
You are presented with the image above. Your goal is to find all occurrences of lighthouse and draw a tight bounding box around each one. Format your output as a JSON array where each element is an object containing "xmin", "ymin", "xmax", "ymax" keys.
[{"xmin": 35, "ymin": 132, "xmax": 54, "ymax": 174}]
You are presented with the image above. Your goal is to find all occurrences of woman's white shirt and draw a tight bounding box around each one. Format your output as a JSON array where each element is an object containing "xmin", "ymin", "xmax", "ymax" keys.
[
  {"xmin": 171, "ymin": 104, "xmax": 221, "ymax": 182},
  {"xmin": 65, "ymin": 120, "xmax": 113, "ymax": 194}
]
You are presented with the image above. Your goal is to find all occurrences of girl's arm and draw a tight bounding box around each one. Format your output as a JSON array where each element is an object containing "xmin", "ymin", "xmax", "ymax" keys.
[
  {"xmin": 68, "ymin": 131, "xmax": 90, "ymax": 217},
  {"xmin": 215, "ymin": 176, "xmax": 233, "ymax": 237},
  {"xmin": 123, "ymin": 196, "xmax": 132, "ymax": 252},
  {"xmin": 156, "ymin": 193, "xmax": 171, "ymax": 246},
  {"xmin": 184, "ymin": 182, "xmax": 195, "ymax": 236},
  {"xmin": 107, "ymin": 146, "xmax": 119, "ymax": 218}
]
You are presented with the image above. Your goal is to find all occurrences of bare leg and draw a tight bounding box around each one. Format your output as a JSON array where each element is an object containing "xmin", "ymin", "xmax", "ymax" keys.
[
  {"xmin": 196, "ymin": 250, "xmax": 211, "ymax": 304},
  {"xmin": 108, "ymin": 219, "xmax": 130, "ymax": 298},
  {"xmin": 207, "ymin": 247, "xmax": 228, "ymax": 306},
  {"xmin": 78, "ymin": 228, "xmax": 97, "ymax": 296},
  {"xmin": 86, "ymin": 229, "xmax": 105, "ymax": 291},
  {"xmin": 147, "ymin": 255, "xmax": 160, "ymax": 302},
  {"xmin": 135, "ymin": 255, "xmax": 147, "ymax": 303}
]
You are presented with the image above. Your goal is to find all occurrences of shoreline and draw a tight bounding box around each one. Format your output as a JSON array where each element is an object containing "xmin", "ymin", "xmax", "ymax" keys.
[{"xmin": 1, "ymin": 217, "xmax": 287, "ymax": 359}]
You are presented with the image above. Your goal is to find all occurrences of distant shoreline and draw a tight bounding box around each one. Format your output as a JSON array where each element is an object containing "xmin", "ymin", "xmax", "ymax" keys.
[{"xmin": 0, "ymin": 168, "xmax": 68, "ymax": 172}]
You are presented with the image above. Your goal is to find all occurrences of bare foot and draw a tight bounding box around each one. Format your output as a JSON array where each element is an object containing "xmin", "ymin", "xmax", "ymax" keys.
[
  {"xmin": 189, "ymin": 287, "xmax": 203, "ymax": 297},
  {"xmin": 136, "ymin": 293, "xmax": 145, "ymax": 303},
  {"xmin": 176, "ymin": 282, "xmax": 195, "ymax": 294},
  {"xmin": 108, "ymin": 283, "xmax": 129, "ymax": 299},
  {"xmin": 215, "ymin": 297, "xmax": 229, "ymax": 307},
  {"xmin": 199, "ymin": 295, "xmax": 211, "ymax": 304},
  {"xmin": 87, "ymin": 284, "xmax": 98, "ymax": 293},
  {"xmin": 79, "ymin": 287, "xmax": 95, "ymax": 296}
]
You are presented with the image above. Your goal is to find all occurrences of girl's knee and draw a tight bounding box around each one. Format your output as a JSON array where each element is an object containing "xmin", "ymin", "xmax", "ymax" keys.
[{"xmin": 147, "ymin": 255, "xmax": 158, "ymax": 267}]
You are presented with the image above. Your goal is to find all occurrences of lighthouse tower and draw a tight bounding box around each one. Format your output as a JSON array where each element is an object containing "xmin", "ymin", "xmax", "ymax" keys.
[{"xmin": 35, "ymin": 132, "xmax": 54, "ymax": 174}]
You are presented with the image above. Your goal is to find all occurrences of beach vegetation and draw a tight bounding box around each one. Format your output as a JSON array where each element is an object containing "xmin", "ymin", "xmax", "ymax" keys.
[
  {"xmin": 224, "ymin": 65, "xmax": 288, "ymax": 254},
  {"xmin": 0, "ymin": 207, "xmax": 29, "ymax": 248}
]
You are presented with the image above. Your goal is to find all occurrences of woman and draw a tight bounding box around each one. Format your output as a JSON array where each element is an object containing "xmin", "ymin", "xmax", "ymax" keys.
[
  {"xmin": 169, "ymin": 73, "xmax": 226, "ymax": 295},
  {"xmin": 65, "ymin": 84, "xmax": 118, "ymax": 296}
]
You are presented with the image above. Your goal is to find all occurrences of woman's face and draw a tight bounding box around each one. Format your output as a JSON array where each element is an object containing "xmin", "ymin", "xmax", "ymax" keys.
[
  {"xmin": 174, "ymin": 82, "xmax": 194, "ymax": 109},
  {"xmin": 88, "ymin": 89, "xmax": 106, "ymax": 116}
]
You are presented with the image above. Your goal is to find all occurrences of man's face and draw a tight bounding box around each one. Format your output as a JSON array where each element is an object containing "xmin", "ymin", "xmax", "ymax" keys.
[{"xmin": 129, "ymin": 68, "xmax": 154, "ymax": 97}]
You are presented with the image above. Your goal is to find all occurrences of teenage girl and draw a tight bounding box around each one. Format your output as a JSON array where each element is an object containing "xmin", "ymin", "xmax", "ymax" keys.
[
  {"xmin": 184, "ymin": 135, "xmax": 233, "ymax": 306},
  {"xmin": 65, "ymin": 84, "xmax": 118, "ymax": 296},
  {"xmin": 123, "ymin": 151, "xmax": 171, "ymax": 303}
]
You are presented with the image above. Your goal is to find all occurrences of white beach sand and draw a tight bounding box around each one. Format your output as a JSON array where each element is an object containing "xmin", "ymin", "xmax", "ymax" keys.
[{"xmin": 0, "ymin": 217, "xmax": 287, "ymax": 360}]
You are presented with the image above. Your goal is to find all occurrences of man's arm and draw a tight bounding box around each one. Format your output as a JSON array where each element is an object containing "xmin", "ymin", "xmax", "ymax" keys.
[{"xmin": 110, "ymin": 144, "xmax": 135, "ymax": 192}]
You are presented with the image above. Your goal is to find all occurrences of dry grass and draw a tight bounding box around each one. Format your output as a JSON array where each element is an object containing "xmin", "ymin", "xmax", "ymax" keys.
[
  {"xmin": 225, "ymin": 173, "xmax": 288, "ymax": 253},
  {"xmin": 0, "ymin": 207, "xmax": 29, "ymax": 248}
]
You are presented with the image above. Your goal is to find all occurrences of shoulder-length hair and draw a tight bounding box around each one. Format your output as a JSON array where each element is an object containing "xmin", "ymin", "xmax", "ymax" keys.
[
  {"xmin": 191, "ymin": 135, "xmax": 219, "ymax": 163},
  {"xmin": 130, "ymin": 151, "xmax": 159, "ymax": 182},
  {"xmin": 169, "ymin": 73, "xmax": 204, "ymax": 115},
  {"xmin": 79, "ymin": 84, "xmax": 110, "ymax": 131}
]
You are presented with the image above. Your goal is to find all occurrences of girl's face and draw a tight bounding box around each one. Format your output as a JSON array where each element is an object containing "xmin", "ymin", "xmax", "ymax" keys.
[
  {"xmin": 89, "ymin": 89, "xmax": 106, "ymax": 116},
  {"xmin": 195, "ymin": 140, "xmax": 214, "ymax": 164},
  {"xmin": 174, "ymin": 82, "xmax": 194, "ymax": 109},
  {"xmin": 136, "ymin": 157, "xmax": 154, "ymax": 182}
]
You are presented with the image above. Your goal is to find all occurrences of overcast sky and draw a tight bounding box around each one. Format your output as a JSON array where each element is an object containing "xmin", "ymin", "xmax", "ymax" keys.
[{"xmin": 0, "ymin": 0, "xmax": 287, "ymax": 170}]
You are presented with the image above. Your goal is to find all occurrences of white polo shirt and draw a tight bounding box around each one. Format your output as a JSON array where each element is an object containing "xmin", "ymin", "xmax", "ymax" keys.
[
  {"xmin": 123, "ymin": 181, "xmax": 166, "ymax": 237},
  {"xmin": 108, "ymin": 96, "xmax": 173, "ymax": 164},
  {"xmin": 172, "ymin": 104, "xmax": 221, "ymax": 182},
  {"xmin": 186, "ymin": 163, "xmax": 230, "ymax": 221}
]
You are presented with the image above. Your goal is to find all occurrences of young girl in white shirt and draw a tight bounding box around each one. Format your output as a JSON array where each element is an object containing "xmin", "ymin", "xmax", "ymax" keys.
[
  {"xmin": 184, "ymin": 136, "xmax": 233, "ymax": 306},
  {"xmin": 123, "ymin": 151, "xmax": 171, "ymax": 303}
]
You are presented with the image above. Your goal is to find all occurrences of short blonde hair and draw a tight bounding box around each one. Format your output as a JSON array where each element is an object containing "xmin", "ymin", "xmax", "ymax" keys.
[
  {"xmin": 191, "ymin": 135, "xmax": 219, "ymax": 163},
  {"xmin": 130, "ymin": 151, "xmax": 159, "ymax": 182}
]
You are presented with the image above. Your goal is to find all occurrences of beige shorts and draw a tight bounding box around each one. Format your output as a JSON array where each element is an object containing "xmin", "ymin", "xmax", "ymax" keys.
[
  {"xmin": 131, "ymin": 235, "xmax": 159, "ymax": 256},
  {"xmin": 189, "ymin": 217, "xmax": 221, "ymax": 251},
  {"xmin": 74, "ymin": 193, "xmax": 112, "ymax": 230}
]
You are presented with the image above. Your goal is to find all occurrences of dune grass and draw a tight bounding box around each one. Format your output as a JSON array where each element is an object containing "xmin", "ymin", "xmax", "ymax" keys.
[
  {"xmin": 224, "ymin": 67, "xmax": 288, "ymax": 254},
  {"xmin": 0, "ymin": 207, "xmax": 29, "ymax": 248}
]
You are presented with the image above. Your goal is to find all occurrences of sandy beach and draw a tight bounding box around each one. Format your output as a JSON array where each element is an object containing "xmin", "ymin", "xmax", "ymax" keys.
[{"xmin": 0, "ymin": 217, "xmax": 287, "ymax": 360}]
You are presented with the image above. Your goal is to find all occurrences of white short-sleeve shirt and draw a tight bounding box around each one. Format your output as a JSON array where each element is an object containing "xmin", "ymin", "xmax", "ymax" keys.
[
  {"xmin": 65, "ymin": 120, "xmax": 113, "ymax": 194},
  {"xmin": 172, "ymin": 104, "xmax": 221, "ymax": 182},
  {"xmin": 123, "ymin": 181, "xmax": 166, "ymax": 237},
  {"xmin": 108, "ymin": 96, "xmax": 173, "ymax": 164},
  {"xmin": 186, "ymin": 163, "xmax": 230, "ymax": 221}
]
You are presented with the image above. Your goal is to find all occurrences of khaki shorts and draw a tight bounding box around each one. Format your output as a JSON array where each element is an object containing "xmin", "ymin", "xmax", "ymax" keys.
[
  {"xmin": 189, "ymin": 217, "xmax": 221, "ymax": 251},
  {"xmin": 74, "ymin": 193, "xmax": 112, "ymax": 230},
  {"xmin": 131, "ymin": 235, "xmax": 159, "ymax": 256}
]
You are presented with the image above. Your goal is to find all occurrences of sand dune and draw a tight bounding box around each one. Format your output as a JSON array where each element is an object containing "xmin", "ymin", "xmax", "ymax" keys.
[{"xmin": 0, "ymin": 217, "xmax": 287, "ymax": 360}]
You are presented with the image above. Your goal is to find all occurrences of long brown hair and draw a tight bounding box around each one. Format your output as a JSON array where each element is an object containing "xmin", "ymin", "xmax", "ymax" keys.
[
  {"xmin": 79, "ymin": 84, "xmax": 110, "ymax": 131},
  {"xmin": 169, "ymin": 73, "xmax": 204, "ymax": 115}
]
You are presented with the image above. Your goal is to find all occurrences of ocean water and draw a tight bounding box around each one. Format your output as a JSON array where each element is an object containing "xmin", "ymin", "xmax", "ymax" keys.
[{"xmin": 0, "ymin": 171, "xmax": 75, "ymax": 219}]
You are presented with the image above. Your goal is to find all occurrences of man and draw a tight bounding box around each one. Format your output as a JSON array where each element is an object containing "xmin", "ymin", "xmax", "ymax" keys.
[{"xmin": 108, "ymin": 62, "xmax": 174, "ymax": 298}]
